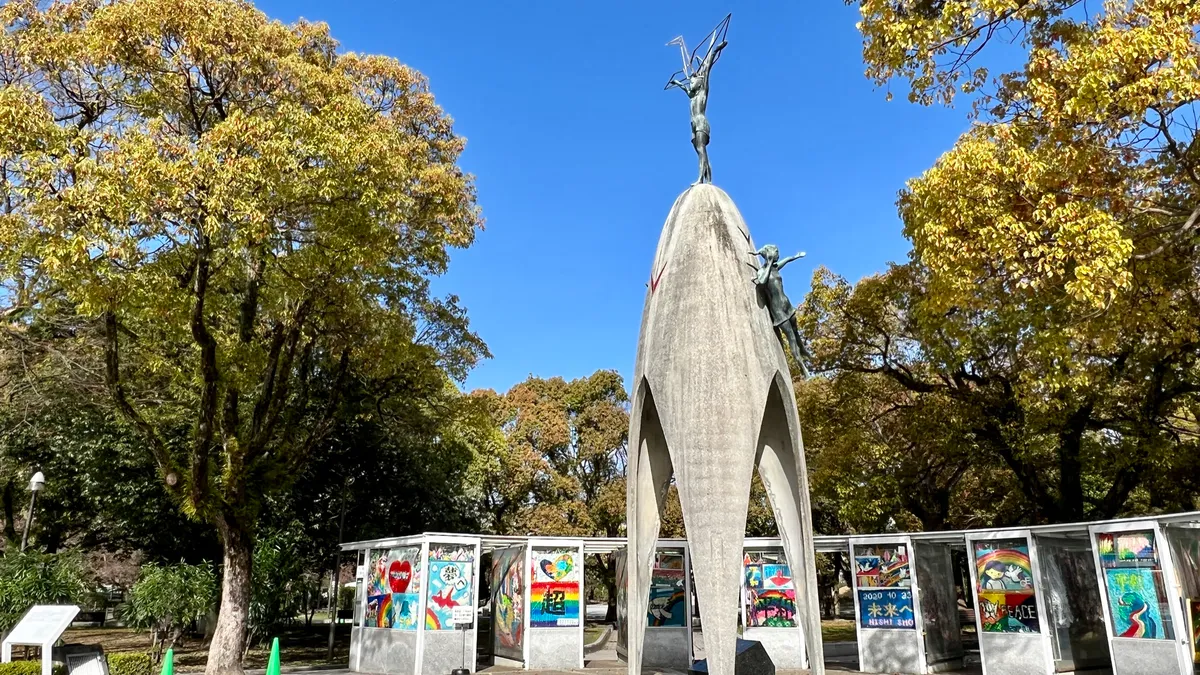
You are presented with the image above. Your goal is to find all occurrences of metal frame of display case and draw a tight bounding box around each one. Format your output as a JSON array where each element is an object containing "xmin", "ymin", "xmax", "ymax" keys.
[
  {"xmin": 965, "ymin": 529, "xmax": 1056, "ymax": 675},
  {"xmin": 849, "ymin": 534, "xmax": 927, "ymax": 674},
  {"xmin": 1089, "ymin": 519, "xmax": 1192, "ymax": 675},
  {"xmin": 348, "ymin": 534, "xmax": 482, "ymax": 675},
  {"xmin": 522, "ymin": 537, "xmax": 587, "ymax": 670},
  {"xmin": 741, "ymin": 542, "xmax": 809, "ymax": 669}
]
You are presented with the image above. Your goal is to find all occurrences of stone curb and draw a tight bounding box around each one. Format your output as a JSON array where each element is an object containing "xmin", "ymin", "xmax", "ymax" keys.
[
  {"xmin": 821, "ymin": 641, "xmax": 857, "ymax": 657},
  {"xmin": 583, "ymin": 625, "xmax": 613, "ymax": 653}
]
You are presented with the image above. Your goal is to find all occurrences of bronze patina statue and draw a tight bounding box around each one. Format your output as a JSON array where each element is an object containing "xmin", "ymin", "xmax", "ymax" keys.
[
  {"xmin": 752, "ymin": 244, "xmax": 813, "ymax": 377},
  {"xmin": 665, "ymin": 14, "xmax": 730, "ymax": 185}
]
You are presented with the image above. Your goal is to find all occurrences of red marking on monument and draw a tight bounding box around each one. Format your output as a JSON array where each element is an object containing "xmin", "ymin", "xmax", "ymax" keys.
[{"xmin": 650, "ymin": 265, "xmax": 666, "ymax": 294}]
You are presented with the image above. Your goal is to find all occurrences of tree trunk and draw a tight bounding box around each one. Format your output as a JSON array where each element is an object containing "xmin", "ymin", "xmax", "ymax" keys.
[
  {"xmin": 207, "ymin": 519, "xmax": 252, "ymax": 675},
  {"xmin": 600, "ymin": 556, "xmax": 617, "ymax": 623}
]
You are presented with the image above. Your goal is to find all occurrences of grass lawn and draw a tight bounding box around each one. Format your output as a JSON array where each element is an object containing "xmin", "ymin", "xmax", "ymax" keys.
[
  {"xmin": 583, "ymin": 625, "xmax": 606, "ymax": 644},
  {"xmin": 61, "ymin": 625, "xmax": 351, "ymax": 670},
  {"xmin": 821, "ymin": 619, "xmax": 857, "ymax": 643}
]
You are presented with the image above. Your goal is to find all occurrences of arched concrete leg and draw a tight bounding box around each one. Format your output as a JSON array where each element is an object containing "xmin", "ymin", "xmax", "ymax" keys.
[
  {"xmin": 756, "ymin": 373, "xmax": 825, "ymax": 675},
  {"xmin": 626, "ymin": 380, "xmax": 674, "ymax": 675},
  {"xmin": 672, "ymin": 411, "xmax": 759, "ymax": 675}
]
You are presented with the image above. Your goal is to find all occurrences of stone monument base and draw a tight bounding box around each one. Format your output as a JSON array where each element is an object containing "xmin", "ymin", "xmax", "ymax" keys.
[{"xmin": 688, "ymin": 639, "xmax": 775, "ymax": 675}]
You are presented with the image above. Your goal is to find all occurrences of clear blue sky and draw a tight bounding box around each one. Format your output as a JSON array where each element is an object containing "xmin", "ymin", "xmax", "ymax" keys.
[{"xmin": 255, "ymin": 0, "xmax": 971, "ymax": 394}]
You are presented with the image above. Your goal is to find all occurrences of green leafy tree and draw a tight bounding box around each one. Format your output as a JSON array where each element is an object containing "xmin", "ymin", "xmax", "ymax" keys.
[
  {"xmin": 245, "ymin": 523, "xmax": 324, "ymax": 643},
  {"xmin": 474, "ymin": 371, "xmax": 628, "ymax": 537},
  {"xmin": 474, "ymin": 371, "xmax": 628, "ymax": 617},
  {"xmin": 0, "ymin": 2, "xmax": 485, "ymax": 672},
  {"xmin": 0, "ymin": 385, "xmax": 216, "ymax": 558}
]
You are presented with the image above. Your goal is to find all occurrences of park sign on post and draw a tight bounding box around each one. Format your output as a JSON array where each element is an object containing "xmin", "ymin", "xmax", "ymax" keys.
[
  {"xmin": 1, "ymin": 605, "xmax": 80, "ymax": 675},
  {"xmin": 451, "ymin": 605, "xmax": 474, "ymax": 627}
]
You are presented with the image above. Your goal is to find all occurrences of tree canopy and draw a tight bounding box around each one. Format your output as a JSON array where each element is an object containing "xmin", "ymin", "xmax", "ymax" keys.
[
  {"xmin": 802, "ymin": 0, "xmax": 1200, "ymax": 528},
  {"xmin": 0, "ymin": 0, "xmax": 485, "ymax": 671}
]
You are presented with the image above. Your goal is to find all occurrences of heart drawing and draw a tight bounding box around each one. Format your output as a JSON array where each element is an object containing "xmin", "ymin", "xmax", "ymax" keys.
[{"xmin": 389, "ymin": 559, "xmax": 413, "ymax": 593}]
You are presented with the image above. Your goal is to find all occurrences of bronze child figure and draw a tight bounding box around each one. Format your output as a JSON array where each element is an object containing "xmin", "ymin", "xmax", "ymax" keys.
[
  {"xmin": 665, "ymin": 14, "xmax": 729, "ymax": 185},
  {"xmin": 752, "ymin": 245, "xmax": 813, "ymax": 378}
]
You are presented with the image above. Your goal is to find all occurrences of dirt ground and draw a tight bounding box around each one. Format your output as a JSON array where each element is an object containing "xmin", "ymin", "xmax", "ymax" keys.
[{"xmin": 61, "ymin": 625, "xmax": 352, "ymax": 670}]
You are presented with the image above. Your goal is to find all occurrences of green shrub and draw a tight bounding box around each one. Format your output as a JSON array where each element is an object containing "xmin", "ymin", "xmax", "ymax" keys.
[
  {"xmin": 338, "ymin": 585, "xmax": 355, "ymax": 611},
  {"xmin": 106, "ymin": 653, "xmax": 152, "ymax": 675},
  {"xmin": 0, "ymin": 550, "xmax": 89, "ymax": 632},
  {"xmin": 120, "ymin": 562, "xmax": 216, "ymax": 656},
  {"xmin": 249, "ymin": 525, "xmax": 320, "ymax": 642}
]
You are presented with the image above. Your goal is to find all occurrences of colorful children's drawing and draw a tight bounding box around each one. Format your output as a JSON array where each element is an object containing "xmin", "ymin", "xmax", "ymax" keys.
[
  {"xmin": 371, "ymin": 593, "xmax": 395, "ymax": 628},
  {"xmin": 1097, "ymin": 533, "xmax": 1117, "ymax": 565},
  {"xmin": 537, "ymin": 552, "xmax": 576, "ymax": 582},
  {"xmin": 392, "ymin": 593, "xmax": 419, "ymax": 631},
  {"xmin": 647, "ymin": 566, "xmax": 686, "ymax": 627},
  {"xmin": 391, "ymin": 546, "xmax": 422, "ymax": 631},
  {"xmin": 858, "ymin": 589, "xmax": 915, "ymax": 629},
  {"xmin": 430, "ymin": 545, "xmax": 474, "ymax": 562},
  {"xmin": 1105, "ymin": 568, "xmax": 1165, "ymax": 640},
  {"xmin": 490, "ymin": 546, "xmax": 524, "ymax": 657},
  {"xmin": 365, "ymin": 593, "xmax": 384, "ymax": 627},
  {"xmin": 762, "ymin": 564, "xmax": 793, "ymax": 590},
  {"xmin": 425, "ymin": 554, "xmax": 473, "ymax": 631},
  {"xmin": 978, "ymin": 591, "xmax": 1039, "ymax": 633},
  {"xmin": 974, "ymin": 542, "xmax": 1035, "ymax": 592},
  {"xmin": 854, "ymin": 556, "xmax": 881, "ymax": 582},
  {"xmin": 742, "ymin": 555, "xmax": 797, "ymax": 629},
  {"xmin": 747, "ymin": 588, "xmax": 796, "ymax": 628},
  {"xmin": 745, "ymin": 564, "xmax": 763, "ymax": 592},
  {"xmin": 364, "ymin": 547, "xmax": 422, "ymax": 630},
  {"xmin": 1097, "ymin": 531, "xmax": 1157, "ymax": 566},
  {"xmin": 854, "ymin": 545, "xmax": 910, "ymax": 588},
  {"xmin": 367, "ymin": 550, "xmax": 389, "ymax": 597},
  {"xmin": 1115, "ymin": 532, "xmax": 1157, "ymax": 562},
  {"xmin": 530, "ymin": 548, "xmax": 580, "ymax": 627}
]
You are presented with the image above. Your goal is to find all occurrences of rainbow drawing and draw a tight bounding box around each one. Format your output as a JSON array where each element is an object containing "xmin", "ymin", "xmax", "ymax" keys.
[
  {"xmin": 974, "ymin": 543, "xmax": 1034, "ymax": 592},
  {"xmin": 425, "ymin": 607, "xmax": 442, "ymax": 630},
  {"xmin": 530, "ymin": 580, "xmax": 580, "ymax": 627},
  {"xmin": 374, "ymin": 593, "xmax": 393, "ymax": 628},
  {"xmin": 746, "ymin": 588, "xmax": 796, "ymax": 628}
]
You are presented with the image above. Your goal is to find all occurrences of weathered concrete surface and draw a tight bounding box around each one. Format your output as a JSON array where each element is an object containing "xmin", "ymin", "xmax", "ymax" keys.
[
  {"xmin": 626, "ymin": 184, "xmax": 823, "ymax": 675},
  {"xmin": 352, "ymin": 627, "xmax": 417, "ymax": 675},
  {"xmin": 528, "ymin": 627, "xmax": 584, "ymax": 670}
]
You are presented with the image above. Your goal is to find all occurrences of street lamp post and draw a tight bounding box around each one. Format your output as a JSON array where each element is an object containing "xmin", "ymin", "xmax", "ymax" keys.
[
  {"xmin": 327, "ymin": 477, "xmax": 351, "ymax": 660},
  {"xmin": 19, "ymin": 471, "xmax": 44, "ymax": 552}
]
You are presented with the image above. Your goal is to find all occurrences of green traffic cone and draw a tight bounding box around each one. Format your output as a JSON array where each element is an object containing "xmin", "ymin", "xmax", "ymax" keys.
[
  {"xmin": 266, "ymin": 638, "xmax": 281, "ymax": 675},
  {"xmin": 160, "ymin": 649, "xmax": 174, "ymax": 675}
]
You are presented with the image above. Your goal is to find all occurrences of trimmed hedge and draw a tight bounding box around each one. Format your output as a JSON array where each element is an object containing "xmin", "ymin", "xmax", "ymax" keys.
[
  {"xmin": 0, "ymin": 653, "xmax": 149, "ymax": 675},
  {"xmin": 0, "ymin": 662, "xmax": 64, "ymax": 675},
  {"xmin": 107, "ymin": 653, "xmax": 152, "ymax": 675}
]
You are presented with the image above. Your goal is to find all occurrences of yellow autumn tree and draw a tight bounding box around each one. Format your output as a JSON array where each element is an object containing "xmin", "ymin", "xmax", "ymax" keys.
[
  {"xmin": 854, "ymin": 0, "xmax": 1200, "ymax": 309},
  {"xmin": 0, "ymin": 1, "xmax": 485, "ymax": 672},
  {"xmin": 802, "ymin": 2, "xmax": 1200, "ymax": 523}
]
